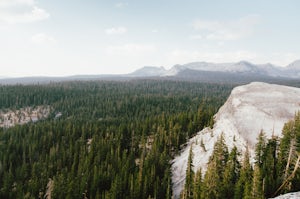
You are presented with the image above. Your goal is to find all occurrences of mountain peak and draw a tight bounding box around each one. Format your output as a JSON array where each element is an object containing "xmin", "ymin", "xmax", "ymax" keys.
[
  {"xmin": 129, "ymin": 66, "xmax": 166, "ymax": 77},
  {"xmin": 237, "ymin": 60, "xmax": 253, "ymax": 65},
  {"xmin": 286, "ymin": 59, "xmax": 300, "ymax": 69}
]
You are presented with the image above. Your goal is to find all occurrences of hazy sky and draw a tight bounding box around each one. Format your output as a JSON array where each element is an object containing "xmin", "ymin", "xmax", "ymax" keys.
[{"xmin": 1, "ymin": 0, "xmax": 300, "ymax": 77}]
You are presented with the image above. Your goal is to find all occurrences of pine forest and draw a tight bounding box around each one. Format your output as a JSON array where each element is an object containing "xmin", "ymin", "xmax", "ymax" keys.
[{"xmin": 0, "ymin": 80, "xmax": 299, "ymax": 199}]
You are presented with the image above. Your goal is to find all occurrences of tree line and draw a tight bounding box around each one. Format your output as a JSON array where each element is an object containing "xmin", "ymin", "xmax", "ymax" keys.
[{"xmin": 182, "ymin": 112, "xmax": 300, "ymax": 199}]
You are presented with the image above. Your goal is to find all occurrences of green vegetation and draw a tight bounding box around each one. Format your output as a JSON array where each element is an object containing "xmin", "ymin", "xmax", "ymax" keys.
[
  {"xmin": 2, "ymin": 79, "xmax": 299, "ymax": 199},
  {"xmin": 0, "ymin": 80, "xmax": 232, "ymax": 199},
  {"xmin": 181, "ymin": 112, "xmax": 300, "ymax": 199}
]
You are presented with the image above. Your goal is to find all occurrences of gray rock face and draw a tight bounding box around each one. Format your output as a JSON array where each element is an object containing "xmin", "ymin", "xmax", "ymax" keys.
[{"xmin": 171, "ymin": 82, "xmax": 300, "ymax": 199}]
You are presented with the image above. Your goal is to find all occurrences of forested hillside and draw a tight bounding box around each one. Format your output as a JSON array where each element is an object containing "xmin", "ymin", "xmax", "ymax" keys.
[
  {"xmin": 181, "ymin": 112, "xmax": 300, "ymax": 199},
  {"xmin": 0, "ymin": 80, "xmax": 233, "ymax": 198}
]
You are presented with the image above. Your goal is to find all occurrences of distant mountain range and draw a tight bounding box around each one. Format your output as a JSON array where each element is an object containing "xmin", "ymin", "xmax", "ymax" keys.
[
  {"xmin": 1, "ymin": 60, "xmax": 300, "ymax": 84},
  {"xmin": 129, "ymin": 60, "xmax": 300, "ymax": 78}
]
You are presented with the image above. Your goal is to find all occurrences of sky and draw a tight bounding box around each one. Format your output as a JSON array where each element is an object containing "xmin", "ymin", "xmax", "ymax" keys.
[{"xmin": 0, "ymin": 0, "xmax": 300, "ymax": 77}]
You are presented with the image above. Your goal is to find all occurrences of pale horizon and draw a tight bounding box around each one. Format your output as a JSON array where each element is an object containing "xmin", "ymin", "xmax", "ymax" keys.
[{"xmin": 1, "ymin": 0, "xmax": 300, "ymax": 77}]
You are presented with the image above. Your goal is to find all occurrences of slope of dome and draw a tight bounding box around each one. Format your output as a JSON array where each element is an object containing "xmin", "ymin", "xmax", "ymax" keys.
[
  {"xmin": 269, "ymin": 191, "xmax": 300, "ymax": 199},
  {"xmin": 171, "ymin": 82, "xmax": 300, "ymax": 198}
]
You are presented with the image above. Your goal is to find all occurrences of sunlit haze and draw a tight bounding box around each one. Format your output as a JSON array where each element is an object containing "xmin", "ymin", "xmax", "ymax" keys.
[{"xmin": 1, "ymin": 0, "xmax": 300, "ymax": 77}]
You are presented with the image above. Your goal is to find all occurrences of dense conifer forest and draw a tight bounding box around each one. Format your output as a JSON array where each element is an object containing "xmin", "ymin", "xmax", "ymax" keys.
[
  {"xmin": 1, "ymin": 79, "xmax": 299, "ymax": 199},
  {"xmin": 0, "ymin": 80, "xmax": 233, "ymax": 198}
]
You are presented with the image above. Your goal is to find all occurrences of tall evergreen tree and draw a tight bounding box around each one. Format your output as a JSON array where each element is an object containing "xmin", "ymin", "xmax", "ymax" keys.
[
  {"xmin": 255, "ymin": 131, "xmax": 266, "ymax": 167},
  {"xmin": 234, "ymin": 147, "xmax": 253, "ymax": 199},
  {"xmin": 251, "ymin": 165, "xmax": 264, "ymax": 199},
  {"xmin": 193, "ymin": 168, "xmax": 202, "ymax": 199},
  {"xmin": 202, "ymin": 134, "xmax": 228, "ymax": 199},
  {"xmin": 274, "ymin": 112, "xmax": 300, "ymax": 196},
  {"xmin": 276, "ymin": 120, "xmax": 295, "ymax": 195},
  {"xmin": 202, "ymin": 160, "xmax": 219, "ymax": 199},
  {"xmin": 223, "ymin": 146, "xmax": 240, "ymax": 199},
  {"xmin": 182, "ymin": 145, "xmax": 194, "ymax": 199},
  {"xmin": 262, "ymin": 137, "xmax": 278, "ymax": 197}
]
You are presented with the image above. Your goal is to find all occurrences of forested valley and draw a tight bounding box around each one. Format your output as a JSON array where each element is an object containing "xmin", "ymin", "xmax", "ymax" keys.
[
  {"xmin": 1, "ymin": 79, "xmax": 300, "ymax": 199},
  {"xmin": 0, "ymin": 80, "xmax": 233, "ymax": 199}
]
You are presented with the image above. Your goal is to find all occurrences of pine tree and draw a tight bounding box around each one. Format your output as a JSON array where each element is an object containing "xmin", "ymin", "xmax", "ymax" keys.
[
  {"xmin": 251, "ymin": 165, "xmax": 264, "ymax": 199},
  {"xmin": 274, "ymin": 112, "xmax": 300, "ymax": 196},
  {"xmin": 262, "ymin": 137, "xmax": 278, "ymax": 197},
  {"xmin": 201, "ymin": 160, "xmax": 219, "ymax": 199},
  {"xmin": 202, "ymin": 134, "xmax": 228, "ymax": 199},
  {"xmin": 255, "ymin": 131, "xmax": 266, "ymax": 167},
  {"xmin": 182, "ymin": 145, "xmax": 194, "ymax": 199},
  {"xmin": 223, "ymin": 146, "xmax": 240, "ymax": 199},
  {"xmin": 210, "ymin": 133, "xmax": 229, "ymax": 176},
  {"xmin": 276, "ymin": 120, "xmax": 295, "ymax": 194},
  {"xmin": 234, "ymin": 147, "xmax": 253, "ymax": 199},
  {"xmin": 193, "ymin": 169, "xmax": 202, "ymax": 199}
]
